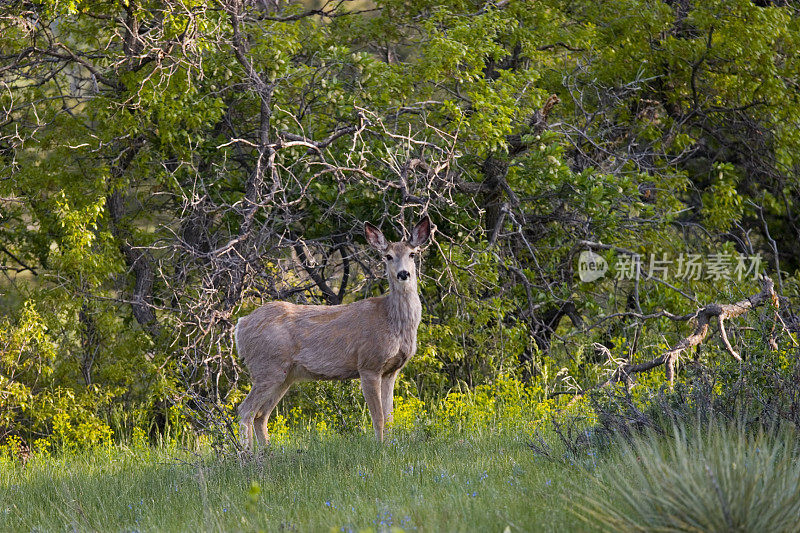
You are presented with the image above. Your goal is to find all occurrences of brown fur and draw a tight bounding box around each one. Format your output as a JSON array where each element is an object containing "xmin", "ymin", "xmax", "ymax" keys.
[{"xmin": 236, "ymin": 217, "xmax": 431, "ymax": 448}]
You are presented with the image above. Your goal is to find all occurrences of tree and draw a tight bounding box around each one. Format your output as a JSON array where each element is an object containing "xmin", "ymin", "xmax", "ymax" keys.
[{"xmin": 1, "ymin": 0, "xmax": 798, "ymax": 442}]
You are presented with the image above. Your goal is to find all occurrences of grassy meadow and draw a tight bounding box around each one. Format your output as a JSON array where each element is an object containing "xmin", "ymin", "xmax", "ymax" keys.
[
  {"xmin": 1, "ymin": 430, "xmax": 592, "ymax": 532},
  {"xmin": 4, "ymin": 378, "xmax": 800, "ymax": 533}
]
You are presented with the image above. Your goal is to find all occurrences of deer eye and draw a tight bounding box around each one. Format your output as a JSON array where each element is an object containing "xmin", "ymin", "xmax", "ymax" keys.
[
  {"xmin": 409, "ymin": 252, "xmax": 416, "ymax": 258},
  {"xmin": 385, "ymin": 254, "xmax": 393, "ymax": 261}
]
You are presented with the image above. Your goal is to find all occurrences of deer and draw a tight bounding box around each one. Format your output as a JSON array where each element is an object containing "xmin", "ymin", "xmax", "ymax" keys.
[{"xmin": 235, "ymin": 216, "xmax": 432, "ymax": 450}]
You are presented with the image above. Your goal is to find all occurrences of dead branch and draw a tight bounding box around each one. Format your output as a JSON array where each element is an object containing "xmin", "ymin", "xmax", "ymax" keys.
[{"xmin": 566, "ymin": 276, "xmax": 779, "ymax": 407}]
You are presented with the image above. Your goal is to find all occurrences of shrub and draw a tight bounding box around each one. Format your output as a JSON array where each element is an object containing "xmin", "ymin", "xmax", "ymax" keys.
[{"xmin": 577, "ymin": 421, "xmax": 800, "ymax": 532}]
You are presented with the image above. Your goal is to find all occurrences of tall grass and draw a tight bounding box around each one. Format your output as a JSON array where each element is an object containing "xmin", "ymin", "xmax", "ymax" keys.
[{"xmin": 577, "ymin": 422, "xmax": 800, "ymax": 532}]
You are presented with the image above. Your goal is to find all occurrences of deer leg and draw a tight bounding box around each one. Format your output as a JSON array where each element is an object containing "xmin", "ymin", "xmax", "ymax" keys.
[
  {"xmin": 360, "ymin": 371, "xmax": 384, "ymax": 442},
  {"xmin": 381, "ymin": 371, "xmax": 399, "ymax": 429},
  {"xmin": 238, "ymin": 383, "xmax": 269, "ymax": 451},
  {"xmin": 253, "ymin": 379, "xmax": 292, "ymax": 446}
]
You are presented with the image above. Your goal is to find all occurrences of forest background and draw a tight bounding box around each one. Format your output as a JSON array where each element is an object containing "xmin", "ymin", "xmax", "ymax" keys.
[{"xmin": 1, "ymin": 0, "xmax": 800, "ymax": 452}]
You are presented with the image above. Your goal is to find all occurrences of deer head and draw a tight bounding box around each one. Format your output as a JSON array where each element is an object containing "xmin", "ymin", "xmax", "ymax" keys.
[{"xmin": 364, "ymin": 216, "xmax": 431, "ymax": 290}]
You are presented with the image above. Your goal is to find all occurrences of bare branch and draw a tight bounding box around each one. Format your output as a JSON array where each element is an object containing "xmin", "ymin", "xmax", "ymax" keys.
[{"xmin": 565, "ymin": 276, "xmax": 779, "ymax": 406}]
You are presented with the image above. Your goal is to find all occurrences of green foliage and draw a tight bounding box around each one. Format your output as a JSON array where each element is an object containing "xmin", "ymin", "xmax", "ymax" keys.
[
  {"xmin": 253, "ymin": 374, "xmax": 558, "ymax": 445},
  {"xmin": 0, "ymin": 302, "xmax": 55, "ymax": 436},
  {"xmin": 1, "ymin": 0, "xmax": 799, "ymax": 447},
  {"xmin": 702, "ymin": 162, "xmax": 744, "ymax": 232}
]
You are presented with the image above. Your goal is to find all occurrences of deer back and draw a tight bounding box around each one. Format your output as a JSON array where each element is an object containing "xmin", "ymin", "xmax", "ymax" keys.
[{"xmin": 236, "ymin": 294, "xmax": 420, "ymax": 382}]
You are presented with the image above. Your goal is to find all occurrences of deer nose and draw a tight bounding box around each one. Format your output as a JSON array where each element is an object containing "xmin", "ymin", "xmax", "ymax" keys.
[{"xmin": 397, "ymin": 270, "xmax": 410, "ymax": 281}]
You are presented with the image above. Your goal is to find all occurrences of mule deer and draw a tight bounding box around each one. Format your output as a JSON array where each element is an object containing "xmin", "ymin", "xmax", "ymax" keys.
[{"xmin": 235, "ymin": 217, "xmax": 431, "ymax": 449}]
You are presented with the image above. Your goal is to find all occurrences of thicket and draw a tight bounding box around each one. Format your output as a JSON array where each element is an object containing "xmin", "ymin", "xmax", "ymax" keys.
[{"xmin": 1, "ymin": 0, "xmax": 799, "ymax": 450}]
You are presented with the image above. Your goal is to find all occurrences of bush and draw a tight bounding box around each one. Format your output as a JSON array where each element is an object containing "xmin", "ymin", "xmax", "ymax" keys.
[{"xmin": 578, "ymin": 421, "xmax": 800, "ymax": 532}]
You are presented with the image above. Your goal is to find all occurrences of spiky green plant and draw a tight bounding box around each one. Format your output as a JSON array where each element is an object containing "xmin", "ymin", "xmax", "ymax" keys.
[{"xmin": 578, "ymin": 422, "xmax": 800, "ymax": 532}]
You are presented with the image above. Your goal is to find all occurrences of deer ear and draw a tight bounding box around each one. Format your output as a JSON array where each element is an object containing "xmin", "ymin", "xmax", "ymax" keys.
[
  {"xmin": 409, "ymin": 216, "xmax": 431, "ymax": 247},
  {"xmin": 364, "ymin": 222, "xmax": 388, "ymax": 251}
]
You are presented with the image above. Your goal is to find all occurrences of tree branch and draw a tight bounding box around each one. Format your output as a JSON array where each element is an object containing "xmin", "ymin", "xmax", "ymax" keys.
[{"xmin": 565, "ymin": 276, "xmax": 778, "ymax": 406}]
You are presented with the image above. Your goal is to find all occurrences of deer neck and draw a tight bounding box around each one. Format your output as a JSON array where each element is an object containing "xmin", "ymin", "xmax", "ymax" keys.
[{"xmin": 386, "ymin": 279, "xmax": 422, "ymax": 341}]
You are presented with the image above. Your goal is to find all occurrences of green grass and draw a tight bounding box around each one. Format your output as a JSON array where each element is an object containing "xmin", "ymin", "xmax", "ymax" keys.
[
  {"xmin": 8, "ymin": 420, "xmax": 798, "ymax": 532},
  {"xmin": 0, "ymin": 431, "xmax": 590, "ymax": 532},
  {"xmin": 577, "ymin": 422, "xmax": 800, "ymax": 533}
]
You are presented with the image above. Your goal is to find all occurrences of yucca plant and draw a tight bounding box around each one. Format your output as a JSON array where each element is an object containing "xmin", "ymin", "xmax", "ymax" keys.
[{"xmin": 577, "ymin": 421, "xmax": 800, "ymax": 532}]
